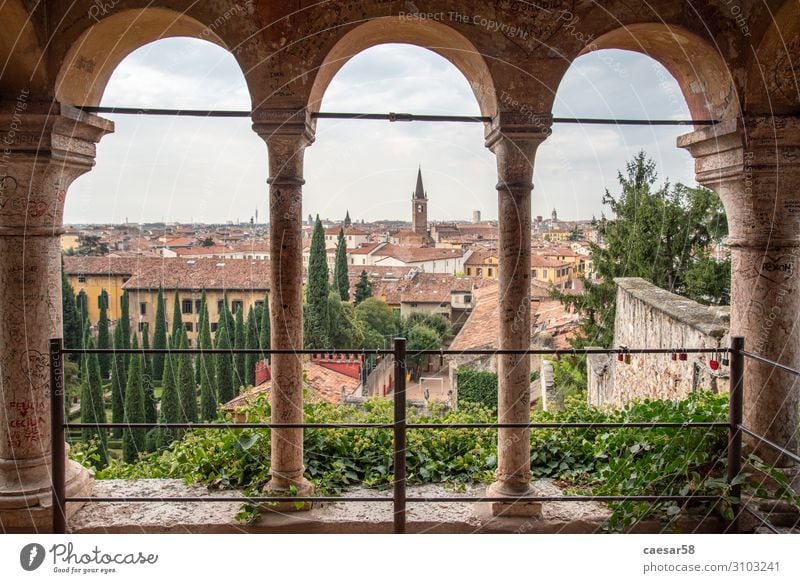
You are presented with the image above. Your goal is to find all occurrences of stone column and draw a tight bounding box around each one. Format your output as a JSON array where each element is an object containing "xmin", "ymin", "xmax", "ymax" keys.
[
  {"xmin": 252, "ymin": 110, "xmax": 315, "ymax": 507},
  {"xmin": 485, "ymin": 112, "xmax": 551, "ymax": 513},
  {"xmin": 0, "ymin": 101, "xmax": 113, "ymax": 531},
  {"xmin": 679, "ymin": 116, "xmax": 800, "ymax": 466}
]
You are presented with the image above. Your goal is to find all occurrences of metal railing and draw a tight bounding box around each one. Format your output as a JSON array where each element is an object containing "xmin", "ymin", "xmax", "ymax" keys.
[{"xmin": 48, "ymin": 336, "xmax": 799, "ymax": 534}]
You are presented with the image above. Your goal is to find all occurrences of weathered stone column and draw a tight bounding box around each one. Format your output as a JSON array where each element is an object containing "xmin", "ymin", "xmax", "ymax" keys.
[
  {"xmin": 252, "ymin": 110, "xmax": 315, "ymax": 506},
  {"xmin": 679, "ymin": 116, "xmax": 800, "ymax": 465},
  {"xmin": 485, "ymin": 112, "xmax": 551, "ymax": 513},
  {"xmin": 0, "ymin": 101, "xmax": 113, "ymax": 531}
]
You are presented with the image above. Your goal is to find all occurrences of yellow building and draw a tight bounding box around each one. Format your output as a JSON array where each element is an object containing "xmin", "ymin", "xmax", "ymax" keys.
[
  {"xmin": 463, "ymin": 250, "xmax": 499, "ymax": 279},
  {"xmin": 64, "ymin": 256, "xmax": 270, "ymax": 346},
  {"xmin": 530, "ymin": 255, "xmax": 572, "ymax": 289}
]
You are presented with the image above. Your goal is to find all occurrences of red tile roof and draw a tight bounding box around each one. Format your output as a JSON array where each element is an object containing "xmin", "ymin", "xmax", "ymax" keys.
[{"xmin": 121, "ymin": 258, "xmax": 271, "ymax": 291}]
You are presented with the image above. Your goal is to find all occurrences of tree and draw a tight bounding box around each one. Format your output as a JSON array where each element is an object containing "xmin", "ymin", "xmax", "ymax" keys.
[
  {"xmin": 197, "ymin": 293, "xmax": 217, "ymax": 421},
  {"xmin": 326, "ymin": 291, "xmax": 357, "ymax": 348},
  {"xmin": 110, "ymin": 322, "xmax": 127, "ymax": 438},
  {"xmin": 79, "ymin": 338, "xmax": 108, "ymax": 469},
  {"xmin": 233, "ymin": 304, "xmax": 246, "ymax": 390},
  {"xmin": 61, "ymin": 259, "xmax": 82, "ymax": 351},
  {"xmin": 215, "ymin": 321, "xmax": 235, "ymax": 405},
  {"xmin": 152, "ymin": 286, "xmax": 167, "ymax": 382},
  {"xmin": 140, "ymin": 323, "xmax": 157, "ymax": 429},
  {"xmin": 122, "ymin": 335, "xmax": 146, "ymax": 463},
  {"xmin": 355, "ymin": 298, "xmax": 399, "ymax": 349},
  {"xmin": 75, "ymin": 234, "xmax": 109, "ymax": 256},
  {"xmin": 170, "ymin": 292, "xmax": 185, "ymax": 348},
  {"xmin": 157, "ymin": 341, "xmax": 181, "ymax": 448},
  {"xmin": 76, "ymin": 290, "xmax": 90, "ymax": 335},
  {"xmin": 553, "ymin": 152, "xmax": 730, "ymax": 348},
  {"xmin": 306, "ymin": 216, "xmax": 330, "ymax": 348},
  {"xmin": 201, "ymin": 236, "xmax": 215, "ymax": 247},
  {"xmin": 403, "ymin": 312, "xmax": 450, "ymax": 340},
  {"xmin": 258, "ymin": 293, "xmax": 271, "ymax": 363},
  {"xmin": 354, "ymin": 270, "xmax": 373, "ymax": 305},
  {"xmin": 245, "ymin": 305, "xmax": 259, "ymax": 387},
  {"xmin": 333, "ymin": 228, "xmax": 350, "ymax": 301},
  {"xmin": 567, "ymin": 226, "xmax": 582, "ymax": 241},
  {"xmin": 119, "ymin": 291, "xmax": 131, "ymax": 351},
  {"xmin": 176, "ymin": 334, "xmax": 197, "ymax": 423},
  {"xmin": 97, "ymin": 292, "xmax": 111, "ymax": 379}
]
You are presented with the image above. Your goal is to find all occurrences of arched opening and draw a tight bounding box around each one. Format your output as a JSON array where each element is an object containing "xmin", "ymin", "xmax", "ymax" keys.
[
  {"xmin": 305, "ymin": 43, "xmax": 495, "ymax": 225},
  {"xmin": 0, "ymin": 1, "xmax": 48, "ymax": 96},
  {"xmin": 55, "ymin": 8, "xmax": 231, "ymax": 107}
]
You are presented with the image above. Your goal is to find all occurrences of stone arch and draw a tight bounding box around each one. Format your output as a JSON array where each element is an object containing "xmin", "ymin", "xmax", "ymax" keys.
[
  {"xmin": 0, "ymin": 1, "xmax": 48, "ymax": 96},
  {"xmin": 54, "ymin": 8, "xmax": 240, "ymax": 107},
  {"xmin": 306, "ymin": 17, "xmax": 498, "ymax": 122},
  {"xmin": 575, "ymin": 23, "xmax": 740, "ymax": 124},
  {"xmin": 745, "ymin": 0, "xmax": 800, "ymax": 115}
]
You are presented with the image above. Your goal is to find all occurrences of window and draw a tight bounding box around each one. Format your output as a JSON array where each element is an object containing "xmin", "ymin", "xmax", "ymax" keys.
[
  {"xmin": 466, "ymin": 267, "xmax": 472, "ymax": 275},
  {"xmin": 210, "ymin": 322, "xmax": 218, "ymax": 333},
  {"xmin": 255, "ymin": 300, "xmax": 264, "ymax": 308},
  {"xmin": 464, "ymin": 294, "xmax": 472, "ymax": 303},
  {"xmin": 487, "ymin": 268, "xmax": 493, "ymax": 277},
  {"xmin": 195, "ymin": 299, "xmax": 202, "ymax": 313},
  {"xmin": 532, "ymin": 269, "xmax": 537, "ymax": 278},
  {"xmin": 140, "ymin": 302, "xmax": 147, "ymax": 316},
  {"xmin": 217, "ymin": 300, "xmax": 224, "ymax": 313},
  {"xmin": 77, "ymin": 275, "xmax": 86, "ymax": 283},
  {"xmin": 543, "ymin": 269, "xmax": 548, "ymax": 278},
  {"xmin": 185, "ymin": 322, "xmax": 194, "ymax": 332},
  {"xmin": 477, "ymin": 268, "xmax": 483, "ymax": 277},
  {"xmin": 231, "ymin": 300, "xmax": 244, "ymax": 313},
  {"xmin": 182, "ymin": 299, "xmax": 193, "ymax": 314}
]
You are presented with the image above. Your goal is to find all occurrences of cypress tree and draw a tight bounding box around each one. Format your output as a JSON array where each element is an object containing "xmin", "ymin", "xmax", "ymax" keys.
[
  {"xmin": 170, "ymin": 292, "xmax": 185, "ymax": 347},
  {"xmin": 244, "ymin": 305, "xmax": 258, "ymax": 387},
  {"xmin": 79, "ymin": 338, "xmax": 108, "ymax": 469},
  {"xmin": 122, "ymin": 335, "xmax": 146, "ymax": 463},
  {"xmin": 97, "ymin": 293, "xmax": 111, "ymax": 379},
  {"xmin": 157, "ymin": 339, "xmax": 181, "ymax": 448},
  {"xmin": 177, "ymin": 334, "xmax": 197, "ymax": 423},
  {"xmin": 141, "ymin": 323, "xmax": 157, "ymax": 426},
  {"xmin": 110, "ymin": 323, "xmax": 127, "ymax": 438},
  {"xmin": 152, "ymin": 286, "xmax": 167, "ymax": 382},
  {"xmin": 354, "ymin": 270, "xmax": 373, "ymax": 305},
  {"xmin": 198, "ymin": 294, "xmax": 217, "ymax": 421},
  {"xmin": 334, "ymin": 228, "xmax": 350, "ymax": 301},
  {"xmin": 77, "ymin": 291, "xmax": 90, "ymax": 336},
  {"xmin": 306, "ymin": 216, "xmax": 330, "ymax": 348},
  {"xmin": 119, "ymin": 291, "xmax": 131, "ymax": 351},
  {"xmin": 61, "ymin": 258, "xmax": 82, "ymax": 351},
  {"xmin": 214, "ymin": 322, "xmax": 235, "ymax": 405},
  {"xmin": 233, "ymin": 305, "xmax": 246, "ymax": 391},
  {"xmin": 258, "ymin": 293, "xmax": 271, "ymax": 364}
]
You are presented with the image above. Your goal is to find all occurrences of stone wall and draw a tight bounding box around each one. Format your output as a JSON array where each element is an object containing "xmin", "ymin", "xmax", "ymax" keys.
[{"xmin": 588, "ymin": 278, "xmax": 730, "ymax": 407}]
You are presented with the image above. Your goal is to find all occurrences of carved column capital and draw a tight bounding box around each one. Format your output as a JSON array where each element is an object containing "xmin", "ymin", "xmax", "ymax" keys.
[
  {"xmin": 486, "ymin": 112, "xmax": 552, "ymax": 189},
  {"xmin": 252, "ymin": 109, "xmax": 315, "ymax": 183}
]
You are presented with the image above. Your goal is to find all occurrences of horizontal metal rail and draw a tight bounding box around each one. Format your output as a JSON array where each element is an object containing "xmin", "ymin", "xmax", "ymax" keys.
[
  {"xmin": 64, "ymin": 421, "xmax": 728, "ymax": 430},
  {"xmin": 738, "ymin": 426, "xmax": 800, "ymax": 465},
  {"xmin": 61, "ymin": 346, "xmax": 727, "ymax": 356},
  {"xmin": 66, "ymin": 495, "xmax": 723, "ymax": 504},
  {"xmin": 76, "ymin": 106, "xmax": 717, "ymax": 126},
  {"xmin": 740, "ymin": 350, "xmax": 800, "ymax": 377},
  {"xmin": 740, "ymin": 504, "xmax": 781, "ymax": 534}
]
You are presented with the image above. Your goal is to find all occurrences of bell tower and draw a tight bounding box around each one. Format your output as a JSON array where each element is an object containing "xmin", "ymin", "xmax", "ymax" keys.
[{"xmin": 412, "ymin": 167, "xmax": 428, "ymax": 237}]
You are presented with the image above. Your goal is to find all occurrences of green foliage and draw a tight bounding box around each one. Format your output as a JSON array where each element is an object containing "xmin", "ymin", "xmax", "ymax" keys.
[
  {"xmin": 98, "ymin": 392, "xmax": 736, "ymax": 529},
  {"xmin": 215, "ymin": 322, "xmax": 235, "ymax": 405},
  {"xmin": 551, "ymin": 356, "xmax": 588, "ymax": 402},
  {"xmin": 75, "ymin": 234, "xmax": 109, "ymax": 256},
  {"xmin": 197, "ymin": 294, "xmax": 217, "ymax": 421},
  {"xmin": 170, "ymin": 292, "xmax": 185, "ymax": 348},
  {"xmin": 327, "ymin": 291, "xmax": 357, "ymax": 348},
  {"xmin": 61, "ymin": 258, "xmax": 82, "ymax": 351},
  {"xmin": 110, "ymin": 323, "xmax": 127, "ymax": 438},
  {"xmin": 355, "ymin": 298, "xmax": 398, "ymax": 349},
  {"xmin": 79, "ymin": 338, "xmax": 108, "ymax": 468},
  {"xmin": 119, "ymin": 291, "xmax": 131, "ymax": 353},
  {"xmin": 456, "ymin": 368, "xmax": 498, "ymax": 409},
  {"xmin": 403, "ymin": 312, "xmax": 450, "ymax": 340},
  {"xmin": 122, "ymin": 335, "xmax": 146, "ymax": 464},
  {"xmin": 152, "ymin": 287, "xmax": 167, "ymax": 382},
  {"xmin": 157, "ymin": 340, "xmax": 182, "ymax": 449},
  {"xmin": 258, "ymin": 293, "xmax": 270, "ymax": 363},
  {"xmin": 354, "ymin": 270, "xmax": 372, "ymax": 305},
  {"xmin": 553, "ymin": 152, "xmax": 730, "ymax": 347},
  {"xmin": 334, "ymin": 229, "xmax": 350, "ymax": 301},
  {"xmin": 176, "ymin": 334, "xmax": 198, "ymax": 423},
  {"xmin": 233, "ymin": 305, "xmax": 246, "ymax": 391},
  {"xmin": 245, "ymin": 305, "xmax": 259, "ymax": 388},
  {"xmin": 306, "ymin": 216, "xmax": 330, "ymax": 348},
  {"xmin": 97, "ymin": 295, "xmax": 111, "ymax": 379}
]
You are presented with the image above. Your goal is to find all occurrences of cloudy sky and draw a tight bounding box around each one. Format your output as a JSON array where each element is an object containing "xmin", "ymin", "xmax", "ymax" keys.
[{"xmin": 66, "ymin": 38, "xmax": 695, "ymax": 225}]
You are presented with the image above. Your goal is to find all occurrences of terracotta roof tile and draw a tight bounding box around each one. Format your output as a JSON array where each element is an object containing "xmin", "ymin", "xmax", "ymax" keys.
[{"xmin": 121, "ymin": 258, "xmax": 270, "ymax": 291}]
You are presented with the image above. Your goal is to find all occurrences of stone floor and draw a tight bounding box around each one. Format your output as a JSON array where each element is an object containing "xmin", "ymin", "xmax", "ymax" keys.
[{"xmin": 68, "ymin": 478, "xmax": 724, "ymax": 534}]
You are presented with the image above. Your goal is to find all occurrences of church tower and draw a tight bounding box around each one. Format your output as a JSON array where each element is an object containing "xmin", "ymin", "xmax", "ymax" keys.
[
  {"xmin": 344, "ymin": 210, "xmax": 352, "ymax": 228},
  {"xmin": 412, "ymin": 167, "xmax": 428, "ymax": 237}
]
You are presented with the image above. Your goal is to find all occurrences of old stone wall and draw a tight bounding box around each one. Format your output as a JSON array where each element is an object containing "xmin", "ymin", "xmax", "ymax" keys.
[{"xmin": 589, "ymin": 278, "xmax": 730, "ymax": 407}]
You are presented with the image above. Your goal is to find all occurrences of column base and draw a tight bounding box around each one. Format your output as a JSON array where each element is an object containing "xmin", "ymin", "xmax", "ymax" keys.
[
  {"xmin": 0, "ymin": 459, "xmax": 93, "ymax": 533},
  {"xmin": 486, "ymin": 480, "xmax": 542, "ymax": 517},
  {"xmin": 261, "ymin": 475, "xmax": 315, "ymax": 513}
]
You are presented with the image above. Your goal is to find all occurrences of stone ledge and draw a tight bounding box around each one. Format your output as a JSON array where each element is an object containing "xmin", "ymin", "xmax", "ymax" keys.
[{"xmin": 67, "ymin": 479, "xmax": 724, "ymax": 534}]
